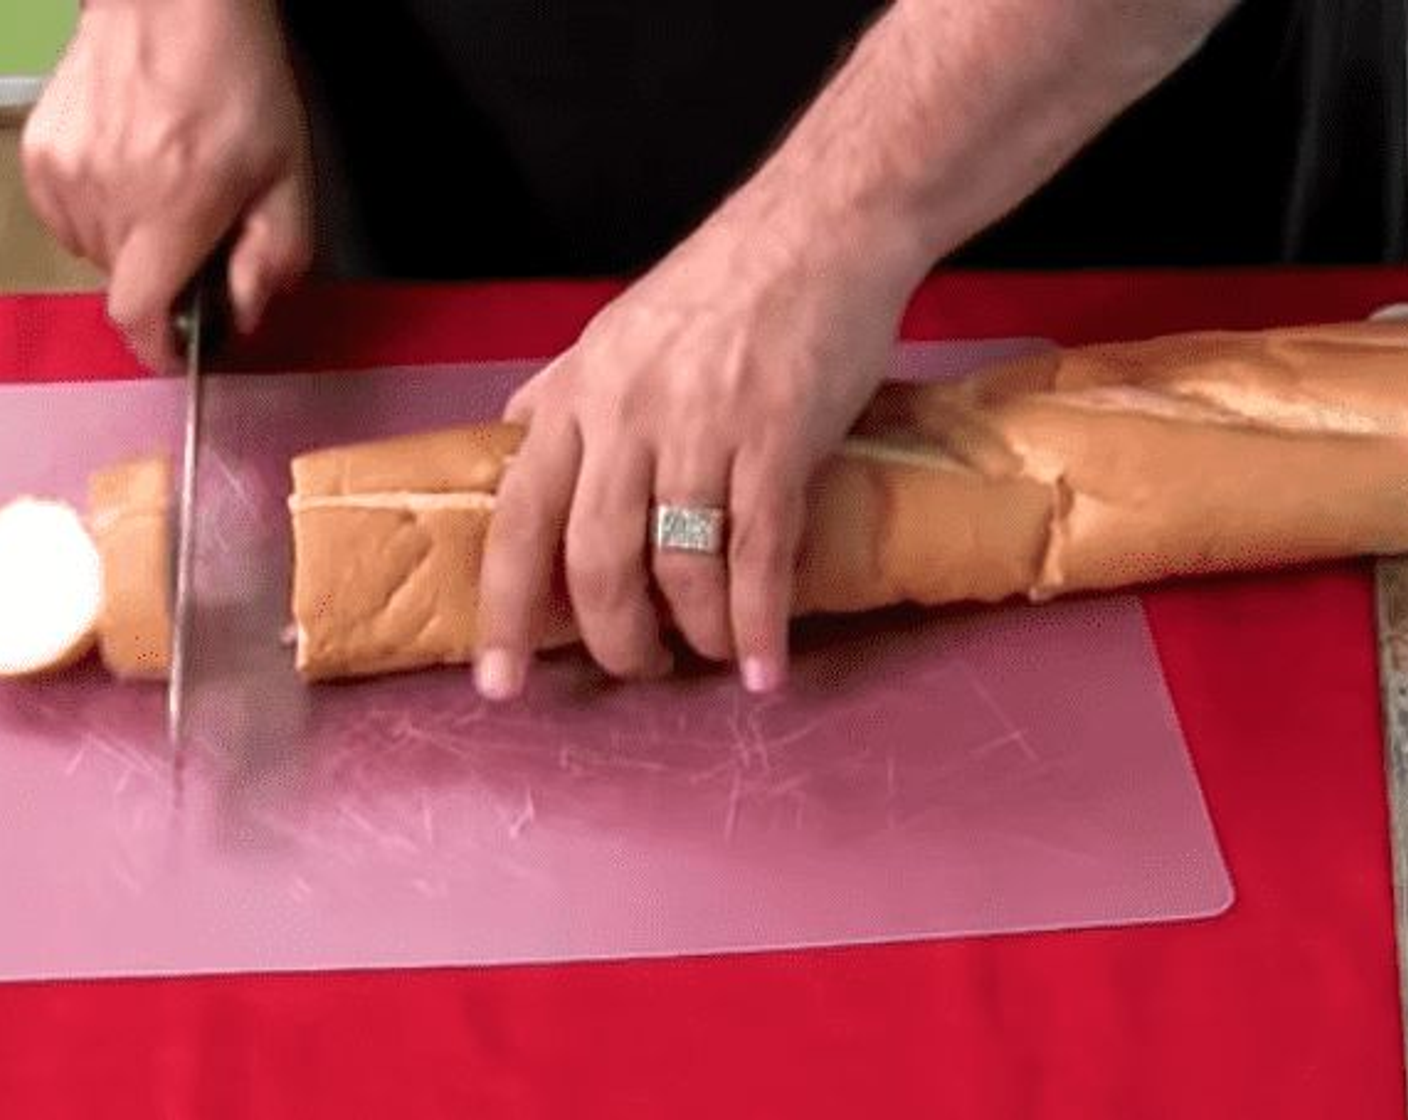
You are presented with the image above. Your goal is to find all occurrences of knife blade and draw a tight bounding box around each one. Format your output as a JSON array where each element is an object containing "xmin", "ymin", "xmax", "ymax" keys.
[
  {"xmin": 166, "ymin": 286, "xmax": 206, "ymax": 784},
  {"xmin": 164, "ymin": 248, "xmax": 234, "ymax": 798},
  {"xmin": 1375, "ymin": 555, "xmax": 1408, "ymax": 1101},
  {"xmin": 1367, "ymin": 303, "xmax": 1408, "ymax": 1097}
]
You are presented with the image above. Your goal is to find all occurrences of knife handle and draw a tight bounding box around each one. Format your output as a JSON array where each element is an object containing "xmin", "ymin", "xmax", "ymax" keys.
[{"xmin": 171, "ymin": 249, "xmax": 234, "ymax": 364}]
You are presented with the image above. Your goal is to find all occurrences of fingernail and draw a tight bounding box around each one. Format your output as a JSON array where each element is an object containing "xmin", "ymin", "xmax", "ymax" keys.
[
  {"xmin": 742, "ymin": 656, "xmax": 785, "ymax": 694},
  {"xmin": 475, "ymin": 648, "xmax": 525, "ymax": 701}
]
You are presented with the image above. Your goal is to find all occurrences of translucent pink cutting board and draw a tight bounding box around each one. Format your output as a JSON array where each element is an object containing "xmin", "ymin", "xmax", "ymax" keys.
[{"xmin": 0, "ymin": 342, "xmax": 1232, "ymax": 981}]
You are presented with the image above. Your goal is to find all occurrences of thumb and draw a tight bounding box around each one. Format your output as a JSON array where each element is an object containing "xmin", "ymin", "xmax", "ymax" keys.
[{"xmin": 227, "ymin": 174, "xmax": 314, "ymax": 336}]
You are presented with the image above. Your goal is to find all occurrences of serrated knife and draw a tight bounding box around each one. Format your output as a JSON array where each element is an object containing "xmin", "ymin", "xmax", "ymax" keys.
[
  {"xmin": 1376, "ymin": 556, "xmax": 1408, "ymax": 1104},
  {"xmin": 1368, "ymin": 303, "xmax": 1408, "ymax": 1102},
  {"xmin": 166, "ymin": 285, "xmax": 207, "ymax": 790}
]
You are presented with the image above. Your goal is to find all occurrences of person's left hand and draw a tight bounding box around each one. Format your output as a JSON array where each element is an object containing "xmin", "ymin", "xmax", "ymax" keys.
[{"xmin": 472, "ymin": 197, "xmax": 923, "ymax": 699}]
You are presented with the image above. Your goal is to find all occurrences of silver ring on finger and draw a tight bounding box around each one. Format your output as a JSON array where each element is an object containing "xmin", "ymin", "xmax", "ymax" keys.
[{"xmin": 651, "ymin": 503, "xmax": 727, "ymax": 556}]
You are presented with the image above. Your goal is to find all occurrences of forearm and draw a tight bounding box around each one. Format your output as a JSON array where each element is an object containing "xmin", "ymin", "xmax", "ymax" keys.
[{"xmin": 713, "ymin": 0, "xmax": 1240, "ymax": 294}]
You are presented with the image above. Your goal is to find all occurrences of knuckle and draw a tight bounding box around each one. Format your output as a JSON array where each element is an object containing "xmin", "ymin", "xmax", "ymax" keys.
[
  {"xmin": 729, "ymin": 514, "xmax": 794, "ymax": 579},
  {"xmin": 104, "ymin": 291, "xmax": 145, "ymax": 335},
  {"xmin": 578, "ymin": 386, "xmax": 626, "ymax": 430},
  {"xmin": 577, "ymin": 377, "xmax": 649, "ymax": 432},
  {"xmin": 510, "ymin": 362, "xmax": 567, "ymax": 418},
  {"xmin": 18, "ymin": 132, "xmax": 70, "ymax": 194},
  {"xmin": 261, "ymin": 232, "xmax": 313, "ymax": 285},
  {"xmin": 504, "ymin": 384, "xmax": 536, "ymax": 423},
  {"xmin": 184, "ymin": 135, "xmax": 231, "ymax": 183},
  {"xmin": 489, "ymin": 489, "xmax": 554, "ymax": 555},
  {"xmin": 476, "ymin": 583, "xmax": 530, "ymax": 645},
  {"xmin": 17, "ymin": 128, "xmax": 48, "ymax": 181},
  {"xmin": 488, "ymin": 425, "xmax": 578, "ymax": 548},
  {"xmin": 568, "ymin": 548, "xmax": 636, "ymax": 613},
  {"xmin": 49, "ymin": 136, "xmax": 90, "ymax": 181}
]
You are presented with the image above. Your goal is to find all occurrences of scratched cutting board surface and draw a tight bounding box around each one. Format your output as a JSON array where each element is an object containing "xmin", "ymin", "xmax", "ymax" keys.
[{"xmin": 0, "ymin": 342, "xmax": 1232, "ymax": 981}]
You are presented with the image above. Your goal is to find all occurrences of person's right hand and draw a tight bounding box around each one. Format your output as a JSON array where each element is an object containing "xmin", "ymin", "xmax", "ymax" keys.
[{"xmin": 21, "ymin": 0, "xmax": 313, "ymax": 371}]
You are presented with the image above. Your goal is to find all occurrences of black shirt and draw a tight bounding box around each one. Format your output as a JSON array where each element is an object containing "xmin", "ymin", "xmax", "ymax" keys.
[{"xmin": 283, "ymin": 0, "xmax": 1406, "ymax": 277}]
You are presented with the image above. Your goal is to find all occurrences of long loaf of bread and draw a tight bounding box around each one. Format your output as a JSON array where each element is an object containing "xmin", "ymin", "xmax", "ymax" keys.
[{"xmin": 287, "ymin": 321, "xmax": 1408, "ymax": 681}]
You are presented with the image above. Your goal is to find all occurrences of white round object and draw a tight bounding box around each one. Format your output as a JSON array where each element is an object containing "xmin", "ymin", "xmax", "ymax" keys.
[
  {"xmin": 1369, "ymin": 303, "xmax": 1408, "ymax": 323},
  {"xmin": 0, "ymin": 498, "xmax": 102, "ymax": 677}
]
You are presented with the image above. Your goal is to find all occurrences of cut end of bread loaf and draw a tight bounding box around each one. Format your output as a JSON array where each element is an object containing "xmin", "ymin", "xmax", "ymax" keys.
[
  {"xmin": 88, "ymin": 456, "xmax": 173, "ymax": 681},
  {"xmin": 0, "ymin": 498, "xmax": 102, "ymax": 678}
]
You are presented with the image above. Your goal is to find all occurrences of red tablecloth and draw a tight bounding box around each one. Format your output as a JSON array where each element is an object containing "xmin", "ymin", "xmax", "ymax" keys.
[{"xmin": 0, "ymin": 268, "xmax": 1404, "ymax": 1119}]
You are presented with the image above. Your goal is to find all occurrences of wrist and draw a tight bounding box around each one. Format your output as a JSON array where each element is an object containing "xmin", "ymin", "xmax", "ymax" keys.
[{"xmin": 709, "ymin": 160, "xmax": 936, "ymax": 313}]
